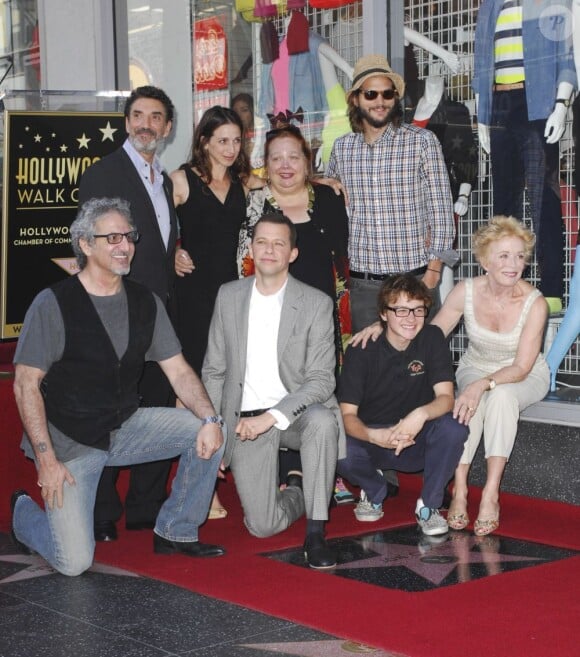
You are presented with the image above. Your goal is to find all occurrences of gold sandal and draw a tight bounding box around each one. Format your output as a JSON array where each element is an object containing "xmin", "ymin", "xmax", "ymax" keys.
[
  {"xmin": 474, "ymin": 516, "xmax": 499, "ymax": 536},
  {"xmin": 447, "ymin": 510, "xmax": 470, "ymax": 531}
]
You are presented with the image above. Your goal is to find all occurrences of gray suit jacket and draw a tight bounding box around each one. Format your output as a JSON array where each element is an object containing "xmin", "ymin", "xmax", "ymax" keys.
[{"xmin": 203, "ymin": 275, "xmax": 346, "ymax": 466}]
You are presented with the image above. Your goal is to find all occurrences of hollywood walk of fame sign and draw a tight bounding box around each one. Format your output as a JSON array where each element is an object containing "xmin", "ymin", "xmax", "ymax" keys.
[{"xmin": 1, "ymin": 111, "xmax": 125, "ymax": 338}]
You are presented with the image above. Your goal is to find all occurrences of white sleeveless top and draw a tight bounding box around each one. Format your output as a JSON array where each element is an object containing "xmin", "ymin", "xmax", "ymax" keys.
[{"xmin": 459, "ymin": 278, "xmax": 546, "ymax": 374}]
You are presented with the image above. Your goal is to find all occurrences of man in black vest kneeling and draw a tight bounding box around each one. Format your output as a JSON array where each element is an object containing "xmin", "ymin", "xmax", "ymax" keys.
[{"xmin": 11, "ymin": 197, "xmax": 226, "ymax": 576}]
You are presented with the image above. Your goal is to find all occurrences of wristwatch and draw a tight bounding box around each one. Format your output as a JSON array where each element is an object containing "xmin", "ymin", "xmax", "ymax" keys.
[
  {"xmin": 201, "ymin": 415, "xmax": 224, "ymax": 428},
  {"xmin": 487, "ymin": 378, "xmax": 497, "ymax": 390},
  {"xmin": 555, "ymin": 98, "xmax": 571, "ymax": 108}
]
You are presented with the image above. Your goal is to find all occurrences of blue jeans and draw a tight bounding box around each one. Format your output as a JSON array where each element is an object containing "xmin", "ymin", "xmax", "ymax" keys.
[
  {"xmin": 337, "ymin": 414, "xmax": 468, "ymax": 509},
  {"xmin": 490, "ymin": 88, "xmax": 564, "ymax": 298},
  {"xmin": 13, "ymin": 407, "xmax": 224, "ymax": 576}
]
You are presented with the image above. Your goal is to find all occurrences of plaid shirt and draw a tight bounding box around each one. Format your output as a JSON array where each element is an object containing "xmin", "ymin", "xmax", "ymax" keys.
[{"xmin": 326, "ymin": 123, "xmax": 454, "ymax": 274}]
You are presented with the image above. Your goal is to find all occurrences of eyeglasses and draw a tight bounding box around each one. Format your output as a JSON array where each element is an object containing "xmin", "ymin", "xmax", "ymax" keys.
[
  {"xmin": 93, "ymin": 230, "xmax": 140, "ymax": 245},
  {"xmin": 358, "ymin": 88, "xmax": 397, "ymax": 101},
  {"xmin": 385, "ymin": 306, "xmax": 429, "ymax": 318}
]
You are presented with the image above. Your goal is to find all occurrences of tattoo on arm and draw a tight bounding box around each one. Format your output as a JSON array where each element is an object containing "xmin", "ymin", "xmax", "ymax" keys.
[{"xmin": 36, "ymin": 442, "xmax": 48, "ymax": 453}]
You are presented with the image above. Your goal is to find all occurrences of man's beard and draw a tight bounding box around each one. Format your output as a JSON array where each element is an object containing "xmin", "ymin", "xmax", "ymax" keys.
[
  {"xmin": 111, "ymin": 262, "xmax": 131, "ymax": 276},
  {"xmin": 358, "ymin": 104, "xmax": 398, "ymax": 129},
  {"xmin": 129, "ymin": 130, "xmax": 164, "ymax": 155}
]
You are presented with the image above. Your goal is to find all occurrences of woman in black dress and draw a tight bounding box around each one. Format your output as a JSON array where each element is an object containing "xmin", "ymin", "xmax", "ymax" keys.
[{"xmin": 171, "ymin": 106, "xmax": 262, "ymax": 517}]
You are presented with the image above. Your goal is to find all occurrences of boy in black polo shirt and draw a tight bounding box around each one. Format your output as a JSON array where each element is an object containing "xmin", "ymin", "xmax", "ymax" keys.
[{"xmin": 337, "ymin": 274, "xmax": 468, "ymax": 535}]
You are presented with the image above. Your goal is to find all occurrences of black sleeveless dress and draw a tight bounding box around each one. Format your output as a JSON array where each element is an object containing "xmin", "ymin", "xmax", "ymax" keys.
[{"xmin": 174, "ymin": 166, "xmax": 246, "ymax": 374}]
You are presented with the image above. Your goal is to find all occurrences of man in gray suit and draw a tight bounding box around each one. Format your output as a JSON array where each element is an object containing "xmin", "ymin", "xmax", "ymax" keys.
[{"xmin": 203, "ymin": 213, "xmax": 344, "ymax": 570}]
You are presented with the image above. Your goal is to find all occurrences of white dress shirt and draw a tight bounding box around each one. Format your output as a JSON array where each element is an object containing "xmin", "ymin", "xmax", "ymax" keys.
[
  {"xmin": 123, "ymin": 139, "xmax": 171, "ymax": 248},
  {"xmin": 241, "ymin": 280, "xmax": 290, "ymax": 429}
]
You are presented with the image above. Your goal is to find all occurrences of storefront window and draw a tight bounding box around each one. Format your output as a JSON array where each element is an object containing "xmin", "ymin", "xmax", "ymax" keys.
[
  {"xmin": 0, "ymin": 0, "xmax": 39, "ymax": 92},
  {"xmin": 190, "ymin": 0, "xmax": 363, "ymax": 172},
  {"xmin": 191, "ymin": 1, "xmax": 242, "ymax": 119},
  {"xmin": 127, "ymin": 2, "xmax": 165, "ymax": 88}
]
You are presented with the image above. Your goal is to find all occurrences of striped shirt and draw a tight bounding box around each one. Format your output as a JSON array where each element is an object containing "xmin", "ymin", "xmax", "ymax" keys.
[
  {"xmin": 494, "ymin": 0, "xmax": 525, "ymax": 84},
  {"xmin": 326, "ymin": 123, "xmax": 454, "ymax": 275}
]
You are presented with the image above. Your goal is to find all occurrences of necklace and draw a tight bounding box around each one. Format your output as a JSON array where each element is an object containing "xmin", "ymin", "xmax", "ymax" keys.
[
  {"xmin": 487, "ymin": 279, "xmax": 517, "ymax": 310},
  {"xmin": 266, "ymin": 182, "xmax": 315, "ymax": 215}
]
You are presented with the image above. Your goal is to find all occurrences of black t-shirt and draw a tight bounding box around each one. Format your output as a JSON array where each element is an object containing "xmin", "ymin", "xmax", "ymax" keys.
[{"xmin": 337, "ymin": 324, "xmax": 454, "ymax": 426}]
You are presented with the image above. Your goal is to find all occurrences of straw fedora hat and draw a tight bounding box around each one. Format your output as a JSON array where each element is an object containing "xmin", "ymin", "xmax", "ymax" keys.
[{"xmin": 348, "ymin": 54, "xmax": 405, "ymax": 99}]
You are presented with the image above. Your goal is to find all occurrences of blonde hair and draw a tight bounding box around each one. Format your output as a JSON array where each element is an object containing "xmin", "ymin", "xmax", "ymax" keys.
[{"xmin": 473, "ymin": 215, "xmax": 535, "ymax": 265}]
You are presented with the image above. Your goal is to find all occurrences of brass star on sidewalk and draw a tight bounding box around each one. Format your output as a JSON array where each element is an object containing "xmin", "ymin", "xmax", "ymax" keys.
[
  {"xmin": 0, "ymin": 553, "xmax": 141, "ymax": 584},
  {"xmin": 336, "ymin": 534, "xmax": 543, "ymax": 586}
]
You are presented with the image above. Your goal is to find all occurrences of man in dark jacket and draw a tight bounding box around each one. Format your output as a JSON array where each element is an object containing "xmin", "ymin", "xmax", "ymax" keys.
[{"xmin": 78, "ymin": 86, "xmax": 189, "ymax": 540}]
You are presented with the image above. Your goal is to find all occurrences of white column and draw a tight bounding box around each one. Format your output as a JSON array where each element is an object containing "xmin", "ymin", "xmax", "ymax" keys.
[
  {"xmin": 37, "ymin": 0, "xmax": 192, "ymax": 172},
  {"xmin": 155, "ymin": 0, "xmax": 193, "ymax": 173},
  {"xmin": 38, "ymin": 0, "xmax": 122, "ymax": 90},
  {"xmin": 361, "ymin": 0, "xmax": 404, "ymax": 73}
]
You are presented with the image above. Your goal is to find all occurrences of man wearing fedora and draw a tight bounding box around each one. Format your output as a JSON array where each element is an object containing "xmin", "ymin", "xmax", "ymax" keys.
[
  {"xmin": 326, "ymin": 54, "xmax": 455, "ymax": 500},
  {"xmin": 326, "ymin": 54, "xmax": 455, "ymax": 331}
]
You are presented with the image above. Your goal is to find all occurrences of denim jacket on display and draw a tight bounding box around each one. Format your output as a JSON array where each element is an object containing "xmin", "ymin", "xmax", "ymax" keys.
[
  {"xmin": 259, "ymin": 31, "xmax": 329, "ymax": 118},
  {"xmin": 472, "ymin": 0, "xmax": 576, "ymax": 124}
]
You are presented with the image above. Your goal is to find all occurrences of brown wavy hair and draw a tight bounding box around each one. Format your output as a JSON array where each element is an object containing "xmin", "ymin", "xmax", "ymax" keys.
[
  {"xmin": 189, "ymin": 106, "xmax": 251, "ymax": 184},
  {"xmin": 377, "ymin": 274, "xmax": 432, "ymax": 327}
]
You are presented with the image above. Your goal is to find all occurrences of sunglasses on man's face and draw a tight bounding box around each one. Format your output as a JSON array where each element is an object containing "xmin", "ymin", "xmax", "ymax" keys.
[{"xmin": 358, "ymin": 88, "xmax": 397, "ymax": 101}]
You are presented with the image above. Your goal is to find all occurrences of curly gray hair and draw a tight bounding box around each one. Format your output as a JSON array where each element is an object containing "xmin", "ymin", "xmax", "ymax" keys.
[{"xmin": 71, "ymin": 197, "xmax": 134, "ymax": 269}]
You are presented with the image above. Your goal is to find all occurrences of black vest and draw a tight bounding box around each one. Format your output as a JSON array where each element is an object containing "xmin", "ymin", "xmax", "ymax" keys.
[{"xmin": 41, "ymin": 276, "xmax": 156, "ymax": 450}]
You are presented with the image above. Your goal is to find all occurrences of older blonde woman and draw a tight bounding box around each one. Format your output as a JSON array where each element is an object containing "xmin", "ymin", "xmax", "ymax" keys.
[
  {"xmin": 433, "ymin": 216, "xmax": 549, "ymax": 535},
  {"xmin": 351, "ymin": 215, "xmax": 550, "ymax": 536}
]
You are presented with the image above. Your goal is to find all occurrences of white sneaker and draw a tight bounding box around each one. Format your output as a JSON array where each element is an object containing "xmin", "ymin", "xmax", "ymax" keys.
[
  {"xmin": 354, "ymin": 490, "xmax": 384, "ymax": 522},
  {"xmin": 415, "ymin": 498, "xmax": 449, "ymax": 536}
]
